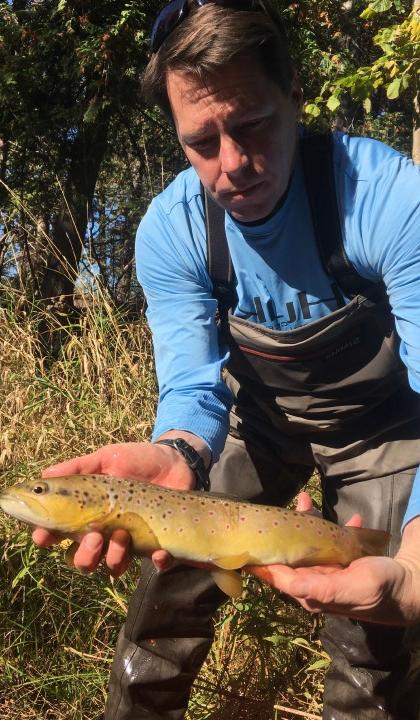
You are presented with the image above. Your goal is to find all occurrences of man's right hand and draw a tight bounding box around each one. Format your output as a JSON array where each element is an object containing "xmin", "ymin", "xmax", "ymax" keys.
[{"xmin": 32, "ymin": 439, "xmax": 202, "ymax": 577}]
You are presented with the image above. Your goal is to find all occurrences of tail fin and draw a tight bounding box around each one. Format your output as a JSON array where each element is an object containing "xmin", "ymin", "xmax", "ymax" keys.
[{"xmin": 349, "ymin": 527, "xmax": 391, "ymax": 557}]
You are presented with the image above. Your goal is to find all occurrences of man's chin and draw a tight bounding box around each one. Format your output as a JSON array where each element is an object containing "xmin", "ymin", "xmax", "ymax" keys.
[{"xmin": 228, "ymin": 199, "xmax": 278, "ymax": 224}]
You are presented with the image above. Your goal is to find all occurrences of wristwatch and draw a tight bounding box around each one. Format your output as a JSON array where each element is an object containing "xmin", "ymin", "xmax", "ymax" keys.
[{"xmin": 154, "ymin": 438, "xmax": 210, "ymax": 492}]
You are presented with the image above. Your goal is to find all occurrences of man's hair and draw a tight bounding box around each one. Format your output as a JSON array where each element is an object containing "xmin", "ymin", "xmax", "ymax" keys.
[{"xmin": 142, "ymin": 1, "xmax": 294, "ymax": 119}]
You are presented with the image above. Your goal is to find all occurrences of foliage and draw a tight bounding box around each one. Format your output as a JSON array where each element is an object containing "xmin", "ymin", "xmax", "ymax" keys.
[{"xmin": 297, "ymin": 0, "xmax": 419, "ymax": 132}]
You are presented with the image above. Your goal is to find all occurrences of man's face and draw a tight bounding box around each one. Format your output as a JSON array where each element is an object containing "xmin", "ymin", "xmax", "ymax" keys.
[{"xmin": 167, "ymin": 54, "xmax": 301, "ymax": 223}]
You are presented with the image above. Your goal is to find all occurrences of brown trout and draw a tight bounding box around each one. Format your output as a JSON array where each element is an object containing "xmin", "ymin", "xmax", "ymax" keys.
[{"xmin": 0, "ymin": 475, "xmax": 390, "ymax": 597}]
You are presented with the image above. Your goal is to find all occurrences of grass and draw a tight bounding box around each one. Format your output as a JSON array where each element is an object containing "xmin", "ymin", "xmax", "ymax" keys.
[{"xmin": 0, "ymin": 284, "xmax": 326, "ymax": 720}]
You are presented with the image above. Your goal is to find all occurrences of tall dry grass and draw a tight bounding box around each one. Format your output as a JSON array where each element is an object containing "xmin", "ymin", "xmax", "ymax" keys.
[{"xmin": 0, "ymin": 284, "xmax": 326, "ymax": 720}]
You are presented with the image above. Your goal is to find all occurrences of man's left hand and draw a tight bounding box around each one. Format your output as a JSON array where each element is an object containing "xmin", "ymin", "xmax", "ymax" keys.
[{"xmin": 248, "ymin": 495, "xmax": 419, "ymax": 626}]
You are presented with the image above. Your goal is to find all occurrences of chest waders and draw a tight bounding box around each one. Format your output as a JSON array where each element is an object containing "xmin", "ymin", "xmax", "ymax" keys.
[{"xmin": 103, "ymin": 135, "xmax": 420, "ymax": 720}]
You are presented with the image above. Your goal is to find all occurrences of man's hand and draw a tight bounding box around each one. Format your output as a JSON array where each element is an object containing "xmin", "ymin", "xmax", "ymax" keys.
[
  {"xmin": 32, "ymin": 436, "xmax": 206, "ymax": 577},
  {"xmin": 248, "ymin": 494, "xmax": 420, "ymax": 626}
]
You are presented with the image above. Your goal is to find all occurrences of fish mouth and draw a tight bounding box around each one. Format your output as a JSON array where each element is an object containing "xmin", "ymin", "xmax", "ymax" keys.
[{"xmin": 0, "ymin": 492, "xmax": 50, "ymax": 527}]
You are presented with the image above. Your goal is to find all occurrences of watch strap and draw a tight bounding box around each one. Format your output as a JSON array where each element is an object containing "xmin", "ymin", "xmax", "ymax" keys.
[{"xmin": 154, "ymin": 438, "xmax": 210, "ymax": 492}]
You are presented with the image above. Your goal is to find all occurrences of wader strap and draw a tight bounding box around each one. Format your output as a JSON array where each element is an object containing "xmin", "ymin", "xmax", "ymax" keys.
[
  {"xmin": 300, "ymin": 133, "xmax": 374, "ymax": 299},
  {"xmin": 201, "ymin": 183, "xmax": 237, "ymax": 315}
]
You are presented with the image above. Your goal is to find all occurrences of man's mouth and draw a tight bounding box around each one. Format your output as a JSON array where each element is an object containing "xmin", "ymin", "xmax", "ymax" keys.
[{"xmin": 222, "ymin": 180, "xmax": 265, "ymax": 200}]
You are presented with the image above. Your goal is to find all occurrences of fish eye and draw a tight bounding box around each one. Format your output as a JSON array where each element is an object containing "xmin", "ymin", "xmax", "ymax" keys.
[{"xmin": 32, "ymin": 482, "xmax": 49, "ymax": 495}]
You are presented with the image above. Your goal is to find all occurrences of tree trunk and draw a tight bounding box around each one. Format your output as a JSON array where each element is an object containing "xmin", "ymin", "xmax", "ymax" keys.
[{"xmin": 39, "ymin": 113, "xmax": 111, "ymax": 303}]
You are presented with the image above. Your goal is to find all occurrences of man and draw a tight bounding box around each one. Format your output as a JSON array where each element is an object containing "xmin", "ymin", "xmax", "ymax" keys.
[{"xmin": 34, "ymin": 1, "xmax": 420, "ymax": 718}]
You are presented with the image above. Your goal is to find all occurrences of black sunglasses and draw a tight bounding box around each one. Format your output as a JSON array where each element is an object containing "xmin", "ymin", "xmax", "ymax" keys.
[{"xmin": 150, "ymin": 0, "xmax": 267, "ymax": 54}]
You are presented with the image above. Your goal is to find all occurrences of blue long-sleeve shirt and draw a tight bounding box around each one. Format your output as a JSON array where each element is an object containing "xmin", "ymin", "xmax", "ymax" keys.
[{"xmin": 136, "ymin": 132, "xmax": 420, "ymax": 525}]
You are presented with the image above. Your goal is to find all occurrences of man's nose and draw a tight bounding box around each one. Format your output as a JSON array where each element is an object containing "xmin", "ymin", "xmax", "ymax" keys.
[{"xmin": 219, "ymin": 136, "xmax": 249, "ymax": 176}]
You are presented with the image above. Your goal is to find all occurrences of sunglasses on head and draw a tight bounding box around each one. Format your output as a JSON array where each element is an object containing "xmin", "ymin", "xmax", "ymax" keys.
[{"xmin": 150, "ymin": 0, "xmax": 268, "ymax": 54}]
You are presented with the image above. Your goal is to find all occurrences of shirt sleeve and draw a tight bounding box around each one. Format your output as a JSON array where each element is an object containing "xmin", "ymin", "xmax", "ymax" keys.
[
  {"xmin": 345, "ymin": 151, "xmax": 420, "ymax": 394},
  {"xmin": 344, "ymin": 149, "xmax": 420, "ymax": 530},
  {"xmin": 135, "ymin": 195, "xmax": 232, "ymax": 461}
]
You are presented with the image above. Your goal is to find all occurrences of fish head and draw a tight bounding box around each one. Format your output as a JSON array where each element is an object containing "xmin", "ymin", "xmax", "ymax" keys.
[{"xmin": 0, "ymin": 475, "xmax": 112, "ymax": 534}]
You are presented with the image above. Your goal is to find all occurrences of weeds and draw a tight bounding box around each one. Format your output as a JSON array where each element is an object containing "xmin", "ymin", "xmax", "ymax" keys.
[{"xmin": 0, "ymin": 284, "xmax": 325, "ymax": 719}]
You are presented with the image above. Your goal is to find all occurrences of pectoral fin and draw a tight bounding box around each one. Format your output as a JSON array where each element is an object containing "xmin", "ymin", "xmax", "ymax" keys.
[
  {"xmin": 213, "ymin": 553, "xmax": 250, "ymax": 570},
  {"xmin": 211, "ymin": 568, "xmax": 243, "ymax": 598}
]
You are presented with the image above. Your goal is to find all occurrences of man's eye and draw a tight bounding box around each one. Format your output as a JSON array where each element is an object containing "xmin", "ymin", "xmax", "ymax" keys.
[
  {"xmin": 191, "ymin": 138, "xmax": 215, "ymax": 151},
  {"xmin": 242, "ymin": 118, "xmax": 266, "ymax": 130}
]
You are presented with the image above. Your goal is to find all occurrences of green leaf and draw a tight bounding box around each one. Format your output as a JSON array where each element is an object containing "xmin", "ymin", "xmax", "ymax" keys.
[
  {"xmin": 401, "ymin": 74, "xmax": 410, "ymax": 91},
  {"xmin": 363, "ymin": 97, "xmax": 372, "ymax": 113},
  {"xmin": 307, "ymin": 658, "xmax": 331, "ymax": 671},
  {"xmin": 304, "ymin": 103, "xmax": 321, "ymax": 117},
  {"xmin": 360, "ymin": 7, "xmax": 376, "ymax": 19},
  {"xmin": 371, "ymin": 0, "xmax": 393, "ymax": 12},
  {"xmin": 386, "ymin": 77, "xmax": 402, "ymax": 99},
  {"xmin": 327, "ymin": 95, "xmax": 341, "ymax": 112}
]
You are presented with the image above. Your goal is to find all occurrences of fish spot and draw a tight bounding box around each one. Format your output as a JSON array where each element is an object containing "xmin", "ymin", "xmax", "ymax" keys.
[
  {"xmin": 179, "ymin": 528, "xmax": 184, "ymax": 533},
  {"xmin": 194, "ymin": 517, "xmax": 200, "ymax": 523},
  {"xmin": 317, "ymin": 530, "xmax": 323, "ymax": 536},
  {"xmin": 295, "ymin": 523, "xmax": 301, "ymax": 529},
  {"xmin": 258, "ymin": 529, "xmax": 263, "ymax": 534},
  {"xmin": 273, "ymin": 521, "xmax": 279, "ymax": 527},
  {"xmin": 208, "ymin": 511, "xmax": 215, "ymax": 517},
  {"xmin": 240, "ymin": 517, "xmax": 246, "ymax": 522},
  {"xmin": 226, "ymin": 524, "xmax": 230, "ymax": 530}
]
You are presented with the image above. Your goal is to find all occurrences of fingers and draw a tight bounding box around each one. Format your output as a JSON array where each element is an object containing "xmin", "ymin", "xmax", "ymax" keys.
[
  {"xmin": 247, "ymin": 564, "xmax": 344, "ymax": 611},
  {"xmin": 32, "ymin": 528, "xmax": 62, "ymax": 546},
  {"xmin": 70, "ymin": 530, "xmax": 132, "ymax": 577},
  {"xmin": 296, "ymin": 491, "xmax": 322, "ymax": 517},
  {"xmin": 151, "ymin": 549, "xmax": 175, "ymax": 572},
  {"xmin": 104, "ymin": 529, "xmax": 132, "ymax": 577},
  {"xmin": 72, "ymin": 532, "xmax": 105, "ymax": 572},
  {"xmin": 296, "ymin": 491, "xmax": 314, "ymax": 512},
  {"xmin": 345, "ymin": 513, "xmax": 363, "ymax": 528},
  {"xmin": 42, "ymin": 450, "xmax": 103, "ymax": 478}
]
